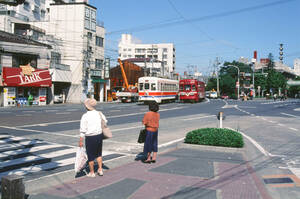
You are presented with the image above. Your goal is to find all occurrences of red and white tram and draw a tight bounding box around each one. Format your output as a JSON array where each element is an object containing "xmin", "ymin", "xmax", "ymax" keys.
[
  {"xmin": 179, "ymin": 79, "xmax": 205, "ymax": 103},
  {"xmin": 138, "ymin": 77, "xmax": 179, "ymax": 103}
]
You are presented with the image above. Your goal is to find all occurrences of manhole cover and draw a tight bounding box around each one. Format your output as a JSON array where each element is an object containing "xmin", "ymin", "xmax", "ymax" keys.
[{"xmin": 264, "ymin": 177, "xmax": 293, "ymax": 184}]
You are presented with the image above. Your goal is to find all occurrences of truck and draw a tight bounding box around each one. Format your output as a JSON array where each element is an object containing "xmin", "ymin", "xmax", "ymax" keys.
[{"xmin": 115, "ymin": 59, "xmax": 139, "ymax": 103}]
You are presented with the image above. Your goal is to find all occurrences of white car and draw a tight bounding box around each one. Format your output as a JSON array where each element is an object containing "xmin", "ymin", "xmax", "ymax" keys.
[
  {"xmin": 54, "ymin": 94, "xmax": 63, "ymax": 103},
  {"xmin": 209, "ymin": 92, "xmax": 218, "ymax": 99}
]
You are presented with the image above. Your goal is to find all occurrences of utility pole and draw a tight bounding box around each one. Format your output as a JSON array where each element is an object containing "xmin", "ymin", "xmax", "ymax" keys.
[
  {"xmin": 161, "ymin": 51, "xmax": 164, "ymax": 77},
  {"xmin": 214, "ymin": 57, "xmax": 220, "ymax": 97}
]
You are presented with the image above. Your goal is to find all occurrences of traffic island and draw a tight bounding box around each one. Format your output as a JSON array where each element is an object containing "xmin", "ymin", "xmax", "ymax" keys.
[{"xmin": 184, "ymin": 128, "xmax": 244, "ymax": 148}]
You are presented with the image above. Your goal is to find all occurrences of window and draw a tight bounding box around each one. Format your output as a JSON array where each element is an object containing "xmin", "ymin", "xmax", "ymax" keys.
[
  {"xmin": 23, "ymin": 2, "xmax": 30, "ymax": 10},
  {"xmin": 128, "ymin": 48, "xmax": 131, "ymax": 51},
  {"xmin": 144, "ymin": 83, "xmax": 149, "ymax": 90},
  {"xmin": 139, "ymin": 83, "xmax": 143, "ymax": 91},
  {"xmin": 163, "ymin": 54, "xmax": 167, "ymax": 59},
  {"xmin": 163, "ymin": 48, "xmax": 168, "ymax": 52},
  {"xmin": 192, "ymin": 85, "xmax": 196, "ymax": 91},
  {"xmin": 87, "ymin": 32, "xmax": 92, "ymax": 39},
  {"xmin": 91, "ymin": 10, "xmax": 96, "ymax": 20},
  {"xmin": 185, "ymin": 85, "xmax": 191, "ymax": 91},
  {"xmin": 84, "ymin": 19, "xmax": 90, "ymax": 29},
  {"xmin": 151, "ymin": 83, "xmax": 156, "ymax": 91},
  {"xmin": 96, "ymin": 36, "xmax": 104, "ymax": 47},
  {"xmin": 95, "ymin": 59, "xmax": 103, "ymax": 69},
  {"xmin": 85, "ymin": 8, "xmax": 90, "ymax": 18},
  {"xmin": 179, "ymin": 85, "xmax": 183, "ymax": 91},
  {"xmin": 91, "ymin": 21, "xmax": 96, "ymax": 31},
  {"xmin": 123, "ymin": 54, "xmax": 127, "ymax": 58},
  {"xmin": 40, "ymin": 9, "xmax": 45, "ymax": 18},
  {"xmin": 123, "ymin": 48, "xmax": 127, "ymax": 51}
]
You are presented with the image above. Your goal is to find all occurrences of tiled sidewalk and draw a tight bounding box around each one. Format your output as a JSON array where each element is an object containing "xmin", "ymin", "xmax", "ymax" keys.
[{"xmin": 28, "ymin": 146, "xmax": 272, "ymax": 199}]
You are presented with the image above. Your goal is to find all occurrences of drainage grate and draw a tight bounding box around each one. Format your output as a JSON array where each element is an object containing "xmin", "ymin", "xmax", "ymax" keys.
[{"xmin": 264, "ymin": 177, "xmax": 294, "ymax": 184}]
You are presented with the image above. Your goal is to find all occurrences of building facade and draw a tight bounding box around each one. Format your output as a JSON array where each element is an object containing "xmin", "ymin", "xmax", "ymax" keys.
[
  {"xmin": 0, "ymin": 0, "xmax": 107, "ymax": 105},
  {"xmin": 294, "ymin": 58, "xmax": 300, "ymax": 76},
  {"xmin": 118, "ymin": 34, "xmax": 176, "ymax": 78}
]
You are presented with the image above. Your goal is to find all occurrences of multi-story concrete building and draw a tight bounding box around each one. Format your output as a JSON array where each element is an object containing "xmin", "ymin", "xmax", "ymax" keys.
[
  {"xmin": 118, "ymin": 34, "xmax": 176, "ymax": 78},
  {"xmin": 0, "ymin": 0, "xmax": 107, "ymax": 105},
  {"xmin": 294, "ymin": 58, "xmax": 300, "ymax": 76}
]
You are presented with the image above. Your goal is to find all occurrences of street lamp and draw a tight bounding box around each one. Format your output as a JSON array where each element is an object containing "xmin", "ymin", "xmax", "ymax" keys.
[{"xmin": 228, "ymin": 65, "xmax": 240, "ymax": 100}]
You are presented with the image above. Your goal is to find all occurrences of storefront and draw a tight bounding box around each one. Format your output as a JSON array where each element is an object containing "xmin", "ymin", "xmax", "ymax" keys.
[{"xmin": 1, "ymin": 65, "xmax": 52, "ymax": 107}]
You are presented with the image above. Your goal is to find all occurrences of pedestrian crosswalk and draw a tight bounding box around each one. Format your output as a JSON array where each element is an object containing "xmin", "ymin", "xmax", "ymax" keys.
[{"xmin": 0, "ymin": 134, "xmax": 124, "ymax": 182}]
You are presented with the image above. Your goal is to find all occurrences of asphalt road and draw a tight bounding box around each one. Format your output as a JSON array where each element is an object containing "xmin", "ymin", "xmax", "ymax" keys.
[{"xmin": 1, "ymin": 98, "xmax": 300, "ymax": 185}]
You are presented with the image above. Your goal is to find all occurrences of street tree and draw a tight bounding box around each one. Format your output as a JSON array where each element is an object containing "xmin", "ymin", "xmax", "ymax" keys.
[{"xmin": 266, "ymin": 69, "xmax": 287, "ymax": 94}]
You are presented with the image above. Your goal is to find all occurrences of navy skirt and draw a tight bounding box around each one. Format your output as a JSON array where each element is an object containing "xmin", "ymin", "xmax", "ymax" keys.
[
  {"xmin": 143, "ymin": 130, "xmax": 158, "ymax": 153},
  {"xmin": 85, "ymin": 134, "xmax": 103, "ymax": 162}
]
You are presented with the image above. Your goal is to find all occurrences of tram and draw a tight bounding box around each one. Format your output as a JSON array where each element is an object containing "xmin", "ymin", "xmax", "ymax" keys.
[
  {"xmin": 179, "ymin": 79, "xmax": 205, "ymax": 103},
  {"xmin": 138, "ymin": 76, "xmax": 179, "ymax": 103}
]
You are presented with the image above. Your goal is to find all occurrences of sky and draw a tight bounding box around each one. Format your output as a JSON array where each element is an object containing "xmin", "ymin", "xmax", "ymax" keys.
[{"xmin": 89, "ymin": 0, "xmax": 300, "ymax": 76}]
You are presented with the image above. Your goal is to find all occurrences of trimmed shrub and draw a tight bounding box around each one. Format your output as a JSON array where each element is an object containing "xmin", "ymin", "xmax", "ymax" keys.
[{"xmin": 185, "ymin": 128, "xmax": 244, "ymax": 148}]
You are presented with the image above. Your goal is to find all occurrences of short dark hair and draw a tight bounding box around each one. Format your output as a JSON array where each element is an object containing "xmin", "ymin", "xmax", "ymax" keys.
[{"xmin": 149, "ymin": 102, "xmax": 159, "ymax": 112}]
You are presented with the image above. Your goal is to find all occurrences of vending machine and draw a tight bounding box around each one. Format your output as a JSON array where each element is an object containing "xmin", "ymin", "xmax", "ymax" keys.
[
  {"xmin": 3, "ymin": 87, "xmax": 16, "ymax": 107},
  {"xmin": 39, "ymin": 88, "xmax": 47, "ymax": 105}
]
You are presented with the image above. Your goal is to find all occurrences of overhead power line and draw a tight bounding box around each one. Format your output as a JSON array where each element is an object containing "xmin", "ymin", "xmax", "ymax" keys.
[{"xmin": 106, "ymin": 0, "xmax": 296, "ymax": 35}]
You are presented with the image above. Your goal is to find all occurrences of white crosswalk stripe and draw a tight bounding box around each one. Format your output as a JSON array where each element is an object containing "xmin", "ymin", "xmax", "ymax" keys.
[{"xmin": 0, "ymin": 134, "xmax": 122, "ymax": 181}]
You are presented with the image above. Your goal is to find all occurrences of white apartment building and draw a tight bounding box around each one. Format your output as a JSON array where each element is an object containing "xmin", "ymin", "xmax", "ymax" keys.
[
  {"xmin": 118, "ymin": 34, "xmax": 176, "ymax": 78},
  {"xmin": 294, "ymin": 58, "xmax": 300, "ymax": 76}
]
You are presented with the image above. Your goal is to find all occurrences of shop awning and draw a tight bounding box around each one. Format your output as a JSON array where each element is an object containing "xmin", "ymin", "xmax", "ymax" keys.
[
  {"xmin": 2, "ymin": 66, "xmax": 52, "ymax": 87},
  {"xmin": 92, "ymin": 78, "xmax": 106, "ymax": 83}
]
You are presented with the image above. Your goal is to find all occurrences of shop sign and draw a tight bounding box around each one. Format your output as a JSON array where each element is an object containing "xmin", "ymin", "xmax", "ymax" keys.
[
  {"xmin": 39, "ymin": 96, "xmax": 46, "ymax": 102},
  {"xmin": 2, "ymin": 65, "xmax": 52, "ymax": 87}
]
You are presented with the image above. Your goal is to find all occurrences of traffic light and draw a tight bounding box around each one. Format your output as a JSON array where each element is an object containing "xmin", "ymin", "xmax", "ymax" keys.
[{"xmin": 0, "ymin": 0, "xmax": 25, "ymax": 6}]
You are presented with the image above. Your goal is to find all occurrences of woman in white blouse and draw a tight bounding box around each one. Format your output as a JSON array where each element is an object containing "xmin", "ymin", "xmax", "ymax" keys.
[{"xmin": 79, "ymin": 98, "xmax": 107, "ymax": 177}]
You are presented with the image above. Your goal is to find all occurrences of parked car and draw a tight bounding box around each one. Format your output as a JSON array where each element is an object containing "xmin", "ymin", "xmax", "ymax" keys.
[
  {"xmin": 221, "ymin": 94, "xmax": 229, "ymax": 99},
  {"xmin": 54, "ymin": 94, "xmax": 63, "ymax": 103}
]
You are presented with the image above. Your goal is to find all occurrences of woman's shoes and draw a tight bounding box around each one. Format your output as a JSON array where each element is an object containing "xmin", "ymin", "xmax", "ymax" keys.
[
  {"xmin": 151, "ymin": 160, "xmax": 156, "ymax": 163},
  {"xmin": 86, "ymin": 173, "xmax": 96, "ymax": 178},
  {"xmin": 142, "ymin": 160, "xmax": 151, "ymax": 164},
  {"xmin": 97, "ymin": 170, "xmax": 104, "ymax": 176}
]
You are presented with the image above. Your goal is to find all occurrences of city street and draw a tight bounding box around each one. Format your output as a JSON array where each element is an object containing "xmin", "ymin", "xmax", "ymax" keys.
[{"xmin": 1, "ymin": 98, "xmax": 300, "ymax": 196}]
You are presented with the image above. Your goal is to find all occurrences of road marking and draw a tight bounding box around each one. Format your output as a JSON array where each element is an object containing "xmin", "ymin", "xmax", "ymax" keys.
[
  {"xmin": 55, "ymin": 112, "xmax": 71, "ymax": 115},
  {"xmin": 22, "ymin": 111, "xmax": 36, "ymax": 113},
  {"xmin": 281, "ymin": 112, "xmax": 299, "ymax": 118},
  {"xmin": 278, "ymin": 123, "xmax": 285, "ymax": 127},
  {"xmin": 182, "ymin": 115, "xmax": 215, "ymax": 121},
  {"xmin": 0, "ymin": 125, "xmax": 79, "ymax": 138},
  {"xmin": 158, "ymin": 137, "xmax": 185, "ymax": 148},
  {"xmin": 17, "ymin": 107, "xmax": 184, "ymax": 128},
  {"xmin": 269, "ymin": 121, "xmax": 275, "ymax": 123},
  {"xmin": 16, "ymin": 114, "xmax": 32, "ymax": 116},
  {"xmin": 239, "ymin": 106, "xmax": 256, "ymax": 109},
  {"xmin": 295, "ymin": 108, "xmax": 300, "ymax": 112},
  {"xmin": 226, "ymin": 127, "xmax": 269, "ymax": 156},
  {"xmin": 45, "ymin": 110, "xmax": 59, "ymax": 112},
  {"xmin": 289, "ymin": 127, "xmax": 298, "ymax": 131}
]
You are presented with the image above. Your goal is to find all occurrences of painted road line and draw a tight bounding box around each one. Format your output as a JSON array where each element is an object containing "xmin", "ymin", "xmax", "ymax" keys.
[
  {"xmin": 55, "ymin": 112, "xmax": 71, "ymax": 115},
  {"xmin": 0, "ymin": 125, "xmax": 79, "ymax": 138},
  {"xmin": 16, "ymin": 114, "xmax": 32, "ymax": 116},
  {"xmin": 268, "ymin": 121, "xmax": 276, "ymax": 123},
  {"xmin": 22, "ymin": 111, "xmax": 36, "ymax": 113},
  {"xmin": 289, "ymin": 127, "xmax": 298, "ymax": 131},
  {"xmin": 281, "ymin": 112, "xmax": 299, "ymax": 118},
  {"xmin": 158, "ymin": 137, "xmax": 185, "ymax": 148},
  {"xmin": 0, "ymin": 144, "xmax": 66, "ymax": 159},
  {"xmin": 278, "ymin": 123, "xmax": 285, "ymax": 127},
  {"xmin": 182, "ymin": 115, "xmax": 215, "ymax": 121},
  {"xmin": 17, "ymin": 107, "xmax": 184, "ymax": 128},
  {"xmin": 226, "ymin": 127, "xmax": 269, "ymax": 157}
]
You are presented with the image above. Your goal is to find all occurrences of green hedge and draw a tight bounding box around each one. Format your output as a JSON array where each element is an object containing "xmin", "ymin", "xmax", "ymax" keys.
[{"xmin": 185, "ymin": 128, "xmax": 244, "ymax": 148}]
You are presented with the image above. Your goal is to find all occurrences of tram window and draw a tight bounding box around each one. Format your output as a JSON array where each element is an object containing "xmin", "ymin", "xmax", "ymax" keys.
[
  {"xmin": 192, "ymin": 85, "xmax": 196, "ymax": 91},
  {"xmin": 151, "ymin": 83, "xmax": 156, "ymax": 91},
  {"xmin": 144, "ymin": 83, "xmax": 150, "ymax": 90},
  {"xmin": 180, "ymin": 85, "xmax": 183, "ymax": 91},
  {"xmin": 184, "ymin": 85, "xmax": 191, "ymax": 91},
  {"xmin": 139, "ymin": 83, "xmax": 143, "ymax": 90}
]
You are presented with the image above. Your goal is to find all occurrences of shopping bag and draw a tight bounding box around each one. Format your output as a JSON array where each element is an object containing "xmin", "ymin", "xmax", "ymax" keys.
[
  {"xmin": 74, "ymin": 147, "xmax": 88, "ymax": 173},
  {"xmin": 137, "ymin": 129, "xmax": 147, "ymax": 143}
]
